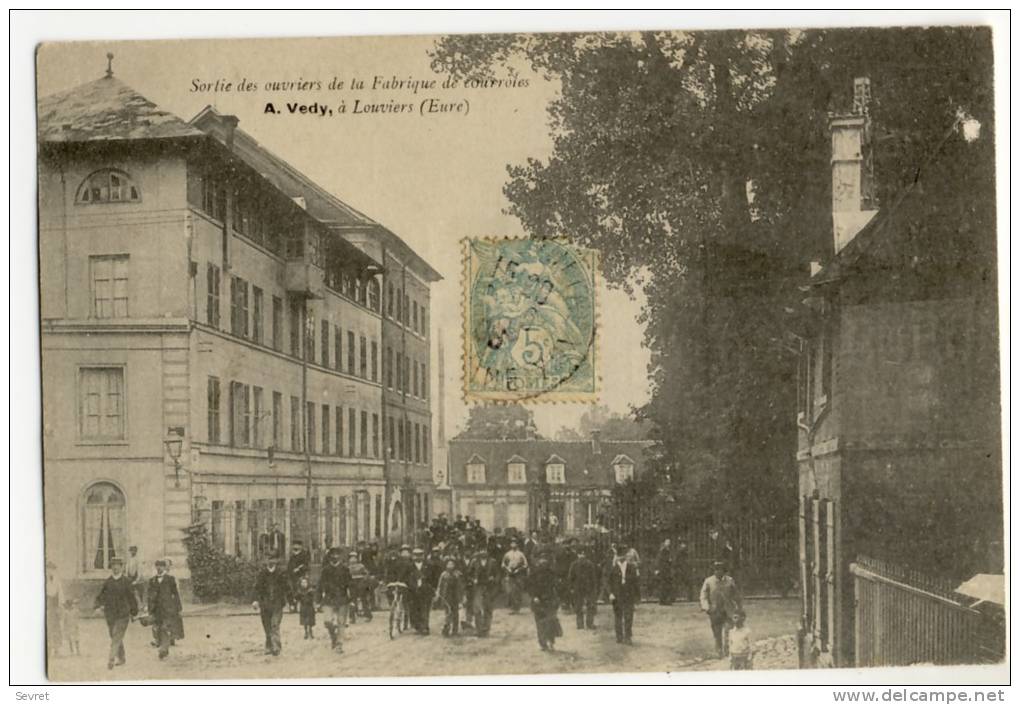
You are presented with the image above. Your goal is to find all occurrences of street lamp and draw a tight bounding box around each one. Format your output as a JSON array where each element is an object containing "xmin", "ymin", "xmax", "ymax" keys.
[{"xmin": 164, "ymin": 426, "xmax": 185, "ymax": 488}]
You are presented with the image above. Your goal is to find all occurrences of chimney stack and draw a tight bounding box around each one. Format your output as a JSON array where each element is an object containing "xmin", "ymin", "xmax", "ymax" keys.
[
  {"xmin": 221, "ymin": 114, "xmax": 240, "ymax": 151},
  {"xmin": 829, "ymin": 77, "xmax": 879, "ymax": 256},
  {"xmin": 591, "ymin": 429, "xmax": 602, "ymax": 455}
]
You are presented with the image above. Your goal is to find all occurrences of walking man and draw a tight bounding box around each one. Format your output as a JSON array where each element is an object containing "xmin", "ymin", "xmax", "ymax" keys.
[
  {"xmin": 502, "ymin": 538, "xmax": 528, "ymax": 614},
  {"xmin": 465, "ymin": 549, "xmax": 501, "ymax": 637},
  {"xmin": 700, "ymin": 560, "xmax": 743, "ymax": 658},
  {"xmin": 319, "ymin": 547, "xmax": 352, "ymax": 652},
  {"xmin": 93, "ymin": 556, "xmax": 138, "ymax": 670},
  {"xmin": 147, "ymin": 558, "xmax": 184, "ymax": 660},
  {"xmin": 286, "ymin": 540, "xmax": 311, "ymax": 612},
  {"xmin": 567, "ymin": 545, "xmax": 599, "ymax": 629},
  {"xmin": 253, "ymin": 555, "xmax": 290, "ymax": 656},
  {"xmin": 526, "ymin": 551, "xmax": 562, "ymax": 651},
  {"xmin": 607, "ymin": 544, "xmax": 640, "ymax": 645}
]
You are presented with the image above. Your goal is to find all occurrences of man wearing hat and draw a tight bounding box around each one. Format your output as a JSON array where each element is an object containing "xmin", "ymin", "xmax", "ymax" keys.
[
  {"xmin": 147, "ymin": 558, "xmax": 184, "ymax": 660},
  {"xmin": 347, "ymin": 550, "xmax": 371, "ymax": 623},
  {"xmin": 317, "ymin": 548, "xmax": 351, "ymax": 651},
  {"xmin": 407, "ymin": 547, "xmax": 437, "ymax": 634},
  {"xmin": 700, "ymin": 561, "xmax": 743, "ymax": 658},
  {"xmin": 93, "ymin": 556, "xmax": 138, "ymax": 669},
  {"xmin": 501, "ymin": 539, "xmax": 528, "ymax": 614},
  {"xmin": 465, "ymin": 548, "xmax": 501, "ymax": 637},
  {"xmin": 254, "ymin": 554, "xmax": 292, "ymax": 655},
  {"xmin": 607, "ymin": 544, "xmax": 640, "ymax": 644},
  {"xmin": 526, "ymin": 550, "xmax": 562, "ymax": 651},
  {"xmin": 567, "ymin": 545, "xmax": 600, "ymax": 630}
]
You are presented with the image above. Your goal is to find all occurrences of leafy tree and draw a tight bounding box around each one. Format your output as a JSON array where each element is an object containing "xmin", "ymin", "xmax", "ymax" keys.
[
  {"xmin": 431, "ymin": 27, "xmax": 994, "ymax": 517},
  {"xmin": 555, "ymin": 404, "xmax": 651, "ymax": 440},
  {"xmin": 456, "ymin": 404, "xmax": 541, "ymax": 440}
]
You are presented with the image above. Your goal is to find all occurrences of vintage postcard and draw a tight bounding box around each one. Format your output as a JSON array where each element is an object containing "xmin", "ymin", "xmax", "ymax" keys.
[{"xmin": 34, "ymin": 25, "xmax": 1004, "ymax": 683}]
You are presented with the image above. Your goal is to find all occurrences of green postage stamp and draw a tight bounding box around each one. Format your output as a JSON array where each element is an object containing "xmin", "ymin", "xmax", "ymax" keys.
[{"xmin": 463, "ymin": 237, "xmax": 599, "ymax": 402}]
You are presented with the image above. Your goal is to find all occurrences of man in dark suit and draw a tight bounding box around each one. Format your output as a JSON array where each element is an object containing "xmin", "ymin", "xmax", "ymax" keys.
[
  {"xmin": 147, "ymin": 558, "xmax": 183, "ymax": 660},
  {"xmin": 607, "ymin": 544, "xmax": 641, "ymax": 644},
  {"xmin": 253, "ymin": 555, "xmax": 291, "ymax": 656},
  {"xmin": 567, "ymin": 545, "xmax": 600, "ymax": 629},
  {"xmin": 526, "ymin": 551, "xmax": 562, "ymax": 651},
  {"xmin": 408, "ymin": 547, "xmax": 436, "ymax": 634},
  {"xmin": 286, "ymin": 540, "xmax": 311, "ymax": 611},
  {"xmin": 93, "ymin": 556, "xmax": 138, "ymax": 670},
  {"xmin": 318, "ymin": 548, "xmax": 352, "ymax": 652}
]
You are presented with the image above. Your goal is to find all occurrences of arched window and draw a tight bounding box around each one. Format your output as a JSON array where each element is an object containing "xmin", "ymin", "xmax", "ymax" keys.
[
  {"xmin": 82, "ymin": 482, "xmax": 126, "ymax": 571},
  {"xmin": 76, "ymin": 169, "xmax": 140, "ymax": 204}
]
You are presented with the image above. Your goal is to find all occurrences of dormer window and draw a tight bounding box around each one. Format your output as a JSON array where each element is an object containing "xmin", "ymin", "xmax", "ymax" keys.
[
  {"xmin": 507, "ymin": 456, "xmax": 527, "ymax": 484},
  {"xmin": 545, "ymin": 454, "xmax": 566, "ymax": 484},
  {"xmin": 76, "ymin": 169, "xmax": 140, "ymax": 204},
  {"xmin": 466, "ymin": 454, "xmax": 486, "ymax": 484},
  {"xmin": 612, "ymin": 454, "xmax": 635, "ymax": 484}
]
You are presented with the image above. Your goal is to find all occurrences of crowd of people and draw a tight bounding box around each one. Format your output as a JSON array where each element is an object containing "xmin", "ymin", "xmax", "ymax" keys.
[{"xmin": 77, "ymin": 514, "xmax": 753, "ymax": 672}]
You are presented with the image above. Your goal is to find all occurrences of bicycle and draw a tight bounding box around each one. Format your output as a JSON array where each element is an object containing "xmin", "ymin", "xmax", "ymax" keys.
[{"xmin": 387, "ymin": 582, "xmax": 409, "ymax": 640}]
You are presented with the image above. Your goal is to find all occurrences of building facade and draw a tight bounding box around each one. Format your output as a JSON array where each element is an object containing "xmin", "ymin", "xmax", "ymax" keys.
[
  {"xmin": 447, "ymin": 434, "xmax": 653, "ymax": 534},
  {"xmin": 38, "ymin": 71, "xmax": 440, "ymax": 594},
  {"xmin": 794, "ymin": 80, "xmax": 1001, "ymax": 666}
]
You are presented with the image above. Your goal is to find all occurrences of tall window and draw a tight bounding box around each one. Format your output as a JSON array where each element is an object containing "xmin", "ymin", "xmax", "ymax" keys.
[
  {"xmin": 423, "ymin": 425, "xmax": 429, "ymax": 465},
  {"xmin": 368, "ymin": 279, "xmax": 380, "ymax": 311},
  {"xmin": 272, "ymin": 391, "xmax": 282, "ymax": 448},
  {"xmin": 207, "ymin": 377, "xmax": 221, "ymax": 444},
  {"xmin": 229, "ymin": 382, "xmax": 250, "ymax": 447},
  {"xmin": 305, "ymin": 316, "xmax": 315, "ymax": 362},
  {"xmin": 386, "ymin": 347, "xmax": 393, "ymax": 388},
  {"xmin": 421, "ymin": 362, "xmax": 428, "ymax": 399},
  {"xmin": 397, "ymin": 419, "xmax": 405, "ymax": 460},
  {"xmin": 371, "ymin": 341, "xmax": 379, "ymax": 382},
  {"xmin": 507, "ymin": 461, "xmax": 526, "ymax": 484},
  {"xmin": 348, "ymin": 408, "xmax": 356, "ymax": 457},
  {"xmin": 82, "ymin": 482, "xmax": 126, "ymax": 572},
  {"xmin": 289, "ymin": 298, "xmax": 303, "ymax": 357},
  {"xmin": 79, "ymin": 367, "xmax": 125, "ymax": 440},
  {"xmin": 90, "ymin": 255, "xmax": 129, "ymax": 319},
  {"xmin": 413, "ymin": 361, "xmax": 419, "ymax": 397},
  {"xmin": 404, "ymin": 293, "xmax": 411, "ymax": 326},
  {"xmin": 230, "ymin": 276, "xmax": 249, "ymax": 338},
  {"xmin": 76, "ymin": 169, "xmax": 139, "ymax": 204},
  {"xmin": 252, "ymin": 287, "xmax": 263, "ymax": 344},
  {"xmin": 412, "ymin": 300, "xmax": 419, "ymax": 332},
  {"xmin": 334, "ymin": 325, "xmax": 342, "ymax": 371},
  {"xmin": 404, "ymin": 357, "xmax": 410, "ymax": 392},
  {"xmin": 388, "ymin": 417, "xmax": 395, "ymax": 459},
  {"xmin": 396, "ymin": 290, "xmax": 402, "ymax": 322},
  {"xmin": 321, "ymin": 404, "xmax": 331, "ymax": 455},
  {"xmin": 306, "ymin": 402, "xmax": 316, "ymax": 454},
  {"xmin": 321, "ymin": 320, "xmax": 330, "ymax": 368},
  {"xmin": 387, "ymin": 282, "xmax": 394, "ymax": 317},
  {"xmin": 466, "ymin": 462, "xmax": 486, "ymax": 484},
  {"xmin": 206, "ymin": 263, "xmax": 221, "ymax": 327},
  {"xmin": 272, "ymin": 296, "xmax": 283, "ymax": 351},
  {"xmin": 290, "ymin": 396, "xmax": 301, "ymax": 451},
  {"xmin": 372, "ymin": 413, "xmax": 380, "ymax": 458},
  {"xmin": 396, "ymin": 352, "xmax": 403, "ymax": 391},
  {"xmin": 359, "ymin": 336, "xmax": 367, "ymax": 378},
  {"xmin": 546, "ymin": 462, "xmax": 566, "ymax": 485},
  {"xmin": 414, "ymin": 423, "xmax": 421, "ymax": 463},
  {"xmin": 347, "ymin": 331, "xmax": 356, "ymax": 375},
  {"xmin": 360, "ymin": 410, "xmax": 369, "ymax": 457},
  {"xmin": 252, "ymin": 386, "xmax": 263, "ymax": 447},
  {"xmin": 335, "ymin": 406, "xmax": 343, "ymax": 456}
]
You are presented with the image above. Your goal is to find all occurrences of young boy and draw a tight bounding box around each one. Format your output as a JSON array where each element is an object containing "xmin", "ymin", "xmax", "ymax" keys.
[
  {"xmin": 296, "ymin": 576, "xmax": 317, "ymax": 639},
  {"xmin": 435, "ymin": 558, "xmax": 464, "ymax": 637},
  {"xmin": 729, "ymin": 612, "xmax": 753, "ymax": 670}
]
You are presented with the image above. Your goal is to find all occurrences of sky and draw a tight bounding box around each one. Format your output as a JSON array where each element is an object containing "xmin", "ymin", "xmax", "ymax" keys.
[{"xmin": 37, "ymin": 35, "xmax": 652, "ymax": 439}]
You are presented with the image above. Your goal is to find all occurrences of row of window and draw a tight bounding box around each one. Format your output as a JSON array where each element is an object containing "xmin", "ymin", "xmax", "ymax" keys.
[
  {"xmin": 463, "ymin": 456, "xmax": 636, "ymax": 485},
  {"xmin": 385, "ymin": 346, "xmax": 428, "ymax": 400},
  {"xmin": 385, "ymin": 280, "xmax": 428, "ymax": 337},
  {"xmin": 207, "ymin": 377, "xmax": 430, "ymax": 464}
]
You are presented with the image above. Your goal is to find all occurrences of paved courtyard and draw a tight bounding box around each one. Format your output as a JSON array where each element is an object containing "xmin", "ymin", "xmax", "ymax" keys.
[{"xmin": 49, "ymin": 598, "xmax": 800, "ymax": 681}]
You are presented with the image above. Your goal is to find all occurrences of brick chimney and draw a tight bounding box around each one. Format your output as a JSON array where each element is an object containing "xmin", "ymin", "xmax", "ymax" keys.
[
  {"xmin": 829, "ymin": 77, "xmax": 879, "ymax": 255},
  {"xmin": 591, "ymin": 429, "xmax": 602, "ymax": 455}
]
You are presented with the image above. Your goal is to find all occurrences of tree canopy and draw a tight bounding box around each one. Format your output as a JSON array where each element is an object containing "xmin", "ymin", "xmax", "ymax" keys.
[
  {"xmin": 456, "ymin": 404, "xmax": 541, "ymax": 440},
  {"xmin": 431, "ymin": 27, "xmax": 994, "ymax": 517}
]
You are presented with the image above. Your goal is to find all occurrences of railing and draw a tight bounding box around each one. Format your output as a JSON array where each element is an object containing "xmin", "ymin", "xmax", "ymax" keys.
[{"xmin": 851, "ymin": 557, "xmax": 986, "ymax": 667}]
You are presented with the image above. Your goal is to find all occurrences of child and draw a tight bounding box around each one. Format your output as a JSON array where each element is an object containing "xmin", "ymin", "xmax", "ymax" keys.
[
  {"xmin": 296, "ymin": 576, "xmax": 317, "ymax": 639},
  {"xmin": 729, "ymin": 612, "xmax": 753, "ymax": 670},
  {"xmin": 62, "ymin": 598, "xmax": 81, "ymax": 655},
  {"xmin": 435, "ymin": 558, "xmax": 464, "ymax": 637}
]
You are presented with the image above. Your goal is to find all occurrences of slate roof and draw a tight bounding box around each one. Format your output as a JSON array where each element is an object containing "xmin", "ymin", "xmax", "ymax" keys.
[
  {"xmin": 448, "ymin": 438, "xmax": 656, "ymax": 488},
  {"xmin": 37, "ymin": 76, "xmax": 205, "ymax": 143}
]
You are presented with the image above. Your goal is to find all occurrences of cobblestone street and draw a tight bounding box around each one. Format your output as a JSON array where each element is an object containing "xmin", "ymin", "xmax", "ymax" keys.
[{"xmin": 49, "ymin": 598, "xmax": 800, "ymax": 681}]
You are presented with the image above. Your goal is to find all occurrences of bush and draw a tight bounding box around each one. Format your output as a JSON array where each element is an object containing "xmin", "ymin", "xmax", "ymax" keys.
[{"xmin": 182, "ymin": 524, "xmax": 258, "ymax": 603}]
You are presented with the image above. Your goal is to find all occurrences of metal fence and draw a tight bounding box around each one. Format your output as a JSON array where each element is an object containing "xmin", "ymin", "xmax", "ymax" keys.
[
  {"xmin": 599, "ymin": 497, "xmax": 798, "ymax": 597},
  {"xmin": 851, "ymin": 556, "xmax": 990, "ymax": 667}
]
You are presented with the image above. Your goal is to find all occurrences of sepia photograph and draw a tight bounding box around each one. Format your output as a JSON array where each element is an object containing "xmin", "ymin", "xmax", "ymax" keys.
[{"xmin": 20, "ymin": 13, "xmax": 1007, "ymax": 687}]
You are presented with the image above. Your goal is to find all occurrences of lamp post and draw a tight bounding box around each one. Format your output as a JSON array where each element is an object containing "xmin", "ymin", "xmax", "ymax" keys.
[{"xmin": 164, "ymin": 426, "xmax": 185, "ymax": 488}]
